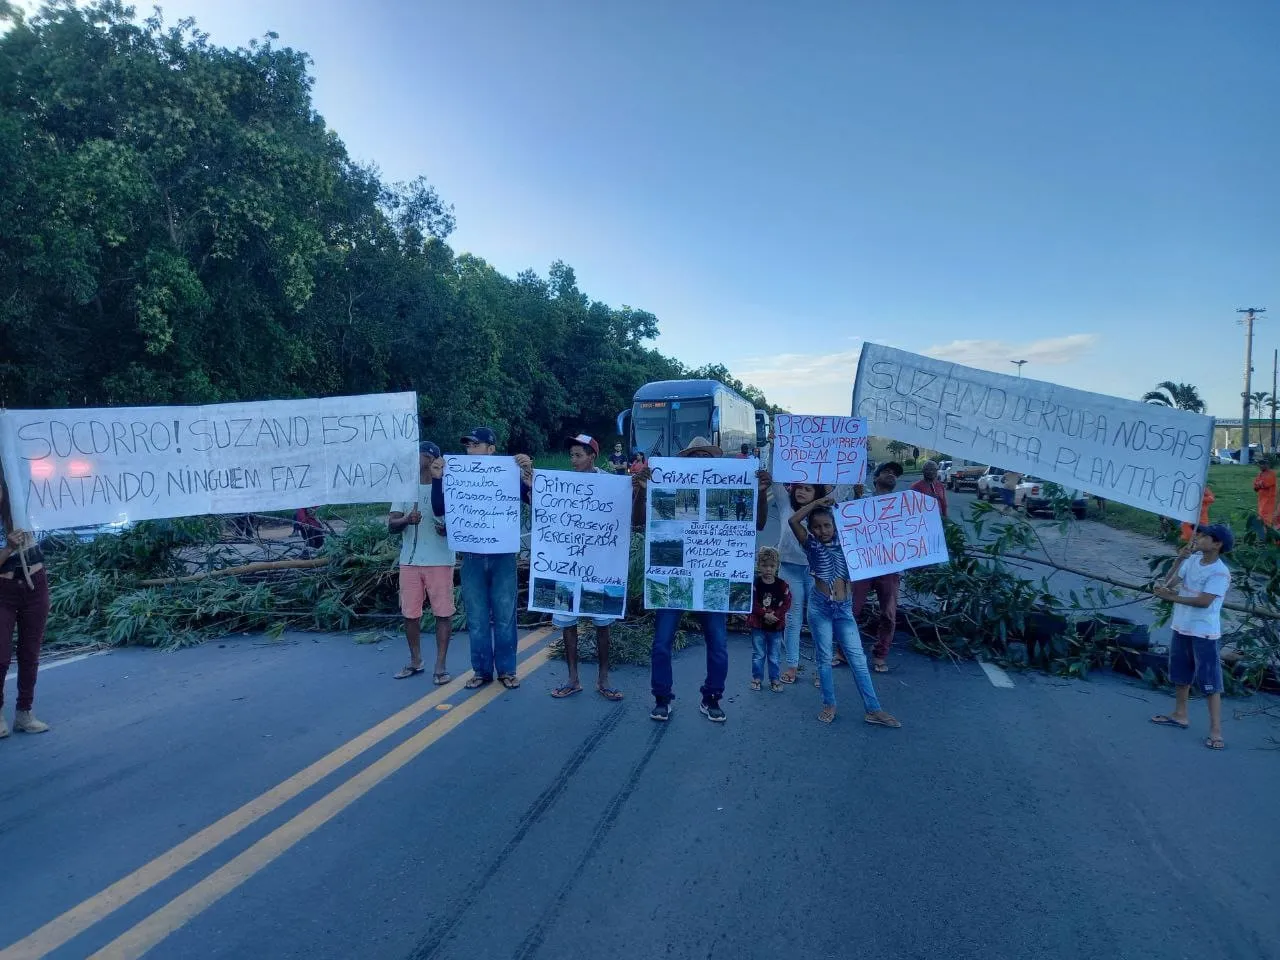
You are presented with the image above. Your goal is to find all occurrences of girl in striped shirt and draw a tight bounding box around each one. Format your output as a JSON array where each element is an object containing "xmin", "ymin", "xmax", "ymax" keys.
[{"xmin": 788, "ymin": 496, "xmax": 900, "ymax": 728}]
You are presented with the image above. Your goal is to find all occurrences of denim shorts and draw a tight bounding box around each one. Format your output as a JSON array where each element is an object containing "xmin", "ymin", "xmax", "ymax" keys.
[
  {"xmin": 552, "ymin": 613, "xmax": 617, "ymax": 629},
  {"xmin": 1169, "ymin": 630, "xmax": 1223, "ymax": 694}
]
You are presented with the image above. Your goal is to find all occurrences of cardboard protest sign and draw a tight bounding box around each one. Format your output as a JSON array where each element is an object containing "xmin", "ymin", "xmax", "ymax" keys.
[
  {"xmin": 643, "ymin": 457, "xmax": 758, "ymax": 612},
  {"xmin": 853, "ymin": 343, "xmax": 1213, "ymax": 523},
  {"xmin": 442, "ymin": 456, "xmax": 522, "ymax": 554},
  {"xmin": 0, "ymin": 394, "xmax": 419, "ymax": 530},
  {"xmin": 528, "ymin": 470, "xmax": 631, "ymax": 617},
  {"xmin": 771, "ymin": 414, "xmax": 868, "ymax": 485},
  {"xmin": 837, "ymin": 489, "xmax": 948, "ymax": 579}
]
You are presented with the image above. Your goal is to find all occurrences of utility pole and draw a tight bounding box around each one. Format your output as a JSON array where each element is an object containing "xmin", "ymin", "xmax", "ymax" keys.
[
  {"xmin": 1272, "ymin": 348, "xmax": 1278, "ymax": 454},
  {"xmin": 1238, "ymin": 307, "xmax": 1266, "ymax": 460},
  {"xmin": 1010, "ymin": 359, "xmax": 1027, "ymax": 377}
]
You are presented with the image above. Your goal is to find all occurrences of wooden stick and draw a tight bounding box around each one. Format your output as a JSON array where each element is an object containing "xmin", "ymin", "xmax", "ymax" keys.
[
  {"xmin": 966, "ymin": 549, "xmax": 1280, "ymax": 620},
  {"xmin": 137, "ymin": 557, "xmax": 328, "ymax": 587}
]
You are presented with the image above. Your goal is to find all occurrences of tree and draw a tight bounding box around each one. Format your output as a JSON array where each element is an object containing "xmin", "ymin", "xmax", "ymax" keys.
[
  {"xmin": 886, "ymin": 440, "xmax": 910, "ymax": 460},
  {"xmin": 1141, "ymin": 382, "xmax": 1206, "ymax": 414},
  {"xmin": 1247, "ymin": 391, "xmax": 1273, "ymax": 418}
]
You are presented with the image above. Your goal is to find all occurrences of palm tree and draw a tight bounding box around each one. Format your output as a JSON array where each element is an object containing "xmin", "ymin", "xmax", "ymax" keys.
[
  {"xmin": 886, "ymin": 440, "xmax": 909, "ymax": 459},
  {"xmin": 1142, "ymin": 381, "xmax": 1206, "ymax": 414},
  {"xmin": 1248, "ymin": 390, "xmax": 1273, "ymax": 418}
]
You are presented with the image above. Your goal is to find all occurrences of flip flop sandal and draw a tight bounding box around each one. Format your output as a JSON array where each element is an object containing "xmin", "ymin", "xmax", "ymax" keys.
[
  {"xmin": 750, "ymin": 679, "xmax": 762, "ymax": 691},
  {"xmin": 770, "ymin": 680, "xmax": 784, "ymax": 692},
  {"xmin": 873, "ymin": 662, "xmax": 890, "ymax": 673},
  {"xmin": 780, "ymin": 673, "xmax": 796, "ymax": 684},
  {"xmin": 1150, "ymin": 715, "xmax": 1189, "ymax": 729},
  {"xmin": 1204, "ymin": 736, "xmax": 1226, "ymax": 750},
  {"xmin": 433, "ymin": 672, "xmax": 452, "ymax": 685},
  {"xmin": 817, "ymin": 707, "xmax": 837, "ymax": 725},
  {"xmin": 498, "ymin": 675, "xmax": 521, "ymax": 690},
  {"xmin": 551, "ymin": 683, "xmax": 583, "ymax": 698},
  {"xmin": 596, "ymin": 686, "xmax": 624, "ymax": 701},
  {"xmin": 864, "ymin": 713, "xmax": 902, "ymax": 728},
  {"xmin": 394, "ymin": 664, "xmax": 425, "ymax": 680},
  {"xmin": 465, "ymin": 676, "xmax": 492, "ymax": 689}
]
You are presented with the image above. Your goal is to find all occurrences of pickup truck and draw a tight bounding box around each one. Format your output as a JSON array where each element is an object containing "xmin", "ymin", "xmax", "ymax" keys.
[
  {"xmin": 974, "ymin": 466, "xmax": 1007, "ymax": 500},
  {"xmin": 1017, "ymin": 477, "xmax": 1087, "ymax": 519},
  {"xmin": 948, "ymin": 464, "xmax": 985, "ymax": 492}
]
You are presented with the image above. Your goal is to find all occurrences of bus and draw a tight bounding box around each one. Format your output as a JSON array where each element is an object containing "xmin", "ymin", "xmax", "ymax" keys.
[
  {"xmin": 754, "ymin": 409, "xmax": 770, "ymax": 449},
  {"xmin": 618, "ymin": 379, "xmax": 759, "ymax": 459}
]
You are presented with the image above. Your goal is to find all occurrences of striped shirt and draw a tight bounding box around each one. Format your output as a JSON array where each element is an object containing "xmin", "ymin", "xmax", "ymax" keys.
[{"xmin": 803, "ymin": 533, "xmax": 849, "ymax": 587}]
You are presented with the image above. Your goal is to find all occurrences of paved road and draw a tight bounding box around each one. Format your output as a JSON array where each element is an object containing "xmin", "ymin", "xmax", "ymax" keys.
[{"xmin": 2, "ymin": 624, "xmax": 1278, "ymax": 960}]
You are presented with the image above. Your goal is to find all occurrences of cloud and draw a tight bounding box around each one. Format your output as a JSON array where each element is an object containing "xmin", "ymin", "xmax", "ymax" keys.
[{"xmin": 923, "ymin": 334, "xmax": 1098, "ymax": 368}]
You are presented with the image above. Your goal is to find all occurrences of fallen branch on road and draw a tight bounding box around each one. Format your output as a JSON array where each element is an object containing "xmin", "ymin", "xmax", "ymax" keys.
[{"xmin": 137, "ymin": 557, "xmax": 329, "ymax": 587}]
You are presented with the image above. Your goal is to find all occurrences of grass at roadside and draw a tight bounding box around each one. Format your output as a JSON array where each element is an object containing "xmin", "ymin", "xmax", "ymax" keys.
[{"xmin": 1092, "ymin": 464, "xmax": 1263, "ymax": 543}]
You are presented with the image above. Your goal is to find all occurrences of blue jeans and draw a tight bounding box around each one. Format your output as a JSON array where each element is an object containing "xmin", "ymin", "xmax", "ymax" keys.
[
  {"xmin": 459, "ymin": 553, "xmax": 519, "ymax": 679},
  {"xmin": 778, "ymin": 561, "xmax": 811, "ymax": 670},
  {"xmin": 651, "ymin": 609, "xmax": 727, "ymax": 704},
  {"xmin": 808, "ymin": 592, "xmax": 882, "ymax": 712},
  {"xmin": 751, "ymin": 629, "xmax": 782, "ymax": 682}
]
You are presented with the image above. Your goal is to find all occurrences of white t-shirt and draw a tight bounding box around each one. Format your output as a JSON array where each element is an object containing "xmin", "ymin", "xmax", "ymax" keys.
[
  {"xmin": 1171, "ymin": 553, "xmax": 1231, "ymax": 639},
  {"xmin": 392, "ymin": 484, "xmax": 456, "ymax": 568}
]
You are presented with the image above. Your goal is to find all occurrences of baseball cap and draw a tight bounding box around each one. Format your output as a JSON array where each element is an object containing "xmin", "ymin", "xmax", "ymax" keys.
[
  {"xmin": 1201, "ymin": 522, "xmax": 1234, "ymax": 554},
  {"xmin": 876, "ymin": 461, "xmax": 904, "ymax": 477},
  {"xmin": 460, "ymin": 427, "xmax": 498, "ymax": 446},
  {"xmin": 565, "ymin": 434, "xmax": 600, "ymax": 456},
  {"xmin": 418, "ymin": 441, "xmax": 441, "ymax": 458}
]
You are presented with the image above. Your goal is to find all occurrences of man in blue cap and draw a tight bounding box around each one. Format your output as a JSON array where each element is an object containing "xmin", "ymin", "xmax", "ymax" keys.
[
  {"xmin": 458, "ymin": 427, "xmax": 532, "ymax": 690},
  {"xmin": 389, "ymin": 442, "xmax": 454, "ymax": 683},
  {"xmin": 1151, "ymin": 522, "xmax": 1233, "ymax": 750}
]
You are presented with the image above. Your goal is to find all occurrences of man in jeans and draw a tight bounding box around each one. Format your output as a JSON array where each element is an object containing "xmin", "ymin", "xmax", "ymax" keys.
[
  {"xmin": 458, "ymin": 427, "xmax": 532, "ymax": 691},
  {"xmin": 853, "ymin": 461, "xmax": 904, "ymax": 673},
  {"xmin": 632, "ymin": 438, "xmax": 769, "ymax": 723}
]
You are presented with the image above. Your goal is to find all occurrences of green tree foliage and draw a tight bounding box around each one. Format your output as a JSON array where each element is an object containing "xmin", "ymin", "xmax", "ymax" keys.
[
  {"xmin": 0, "ymin": 1, "xmax": 774, "ymax": 448},
  {"xmin": 1141, "ymin": 381, "xmax": 1206, "ymax": 414}
]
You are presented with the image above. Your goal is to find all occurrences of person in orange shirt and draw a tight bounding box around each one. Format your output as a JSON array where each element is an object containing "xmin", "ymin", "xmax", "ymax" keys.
[
  {"xmin": 1254, "ymin": 460, "xmax": 1277, "ymax": 529},
  {"xmin": 1181, "ymin": 485, "xmax": 1215, "ymax": 542}
]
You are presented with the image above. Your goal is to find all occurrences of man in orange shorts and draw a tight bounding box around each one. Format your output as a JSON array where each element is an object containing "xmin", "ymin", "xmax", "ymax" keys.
[{"xmin": 389, "ymin": 441, "xmax": 456, "ymax": 683}]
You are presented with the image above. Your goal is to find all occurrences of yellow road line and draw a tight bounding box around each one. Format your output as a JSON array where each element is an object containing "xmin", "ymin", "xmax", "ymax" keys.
[
  {"xmin": 0, "ymin": 627, "xmax": 554, "ymax": 960},
  {"xmin": 89, "ymin": 646, "xmax": 554, "ymax": 960}
]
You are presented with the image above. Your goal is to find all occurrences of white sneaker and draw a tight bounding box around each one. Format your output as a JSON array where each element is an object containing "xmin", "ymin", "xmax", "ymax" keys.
[{"xmin": 14, "ymin": 711, "xmax": 49, "ymax": 734}]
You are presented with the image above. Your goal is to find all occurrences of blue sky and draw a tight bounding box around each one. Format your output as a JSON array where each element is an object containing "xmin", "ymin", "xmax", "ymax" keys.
[{"xmin": 36, "ymin": 1, "xmax": 1280, "ymax": 416}]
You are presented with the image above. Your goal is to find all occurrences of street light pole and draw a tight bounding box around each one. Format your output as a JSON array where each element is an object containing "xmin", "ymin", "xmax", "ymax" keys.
[
  {"xmin": 1238, "ymin": 307, "xmax": 1267, "ymax": 460},
  {"xmin": 1271, "ymin": 348, "xmax": 1278, "ymax": 454},
  {"xmin": 1010, "ymin": 360, "xmax": 1027, "ymax": 377}
]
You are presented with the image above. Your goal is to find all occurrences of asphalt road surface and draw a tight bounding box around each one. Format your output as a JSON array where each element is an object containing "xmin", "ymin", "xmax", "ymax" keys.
[{"xmin": 3, "ymin": 622, "xmax": 1278, "ymax": 960}]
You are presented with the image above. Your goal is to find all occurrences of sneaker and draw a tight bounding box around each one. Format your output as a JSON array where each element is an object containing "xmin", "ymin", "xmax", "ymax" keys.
[
  {"xmin": 650, "ymin": 701, "xmax": 671, "ymax": 722},
  {"xmin": 13, "ymin": 711, "xmax": 49, "ymax": 734},
  {"xmin": 699, "ymin": 699, "xmax": 726, "ymax": 723}
]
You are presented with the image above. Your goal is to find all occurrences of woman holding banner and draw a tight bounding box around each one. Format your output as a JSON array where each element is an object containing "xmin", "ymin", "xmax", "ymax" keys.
[{"xmin": 0, "ymin": 466, "xmax": 52, "ymax": 737}]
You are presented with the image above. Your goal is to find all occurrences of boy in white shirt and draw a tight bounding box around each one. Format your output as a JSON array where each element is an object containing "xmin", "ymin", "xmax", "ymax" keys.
[
  {"xmin": 1150, "ymin": 523, "xmax": 1233, "ymax": 750},
  {"xmin": 389, "ymin": 442, "xmax": 455, "ymax": 683}
]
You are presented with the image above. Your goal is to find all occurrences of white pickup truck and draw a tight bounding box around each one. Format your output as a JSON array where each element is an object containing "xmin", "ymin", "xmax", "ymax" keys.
[{"xmin": 1016, "ymin": 477, "xmax": 1087, "ymax": 519}]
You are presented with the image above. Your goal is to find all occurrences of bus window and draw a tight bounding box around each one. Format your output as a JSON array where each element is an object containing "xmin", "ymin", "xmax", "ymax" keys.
[
  {"xmin": 634, "ymin": 404, "xmax": 668, "ymax": 456},
  {"xmin": 672, "ymin": 401, "xmax": 712, "ymax": 452}
]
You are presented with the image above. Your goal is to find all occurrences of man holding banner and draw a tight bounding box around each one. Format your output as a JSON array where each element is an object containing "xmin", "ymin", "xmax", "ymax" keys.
[{"xmin": 852, "ymin": 462, "xmax": 904, "ymax": 673}]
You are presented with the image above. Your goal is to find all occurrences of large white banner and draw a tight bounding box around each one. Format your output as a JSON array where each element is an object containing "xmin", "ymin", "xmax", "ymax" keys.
[
  {"xmin": 771, "ymin": 414, "xmax": 868, "ymax": 485},
  {"xmin": 643, "ymin": 457, "xmax": 758, "ymax": 613},
  {"xmin": 837, "ymin": 490, "xmax": 948, "ymax": 580},
  {"xmin": 0, "ymin": 394, "xmax": 419, "ymax": 530},
  {"xmin": 852, "ymin": 344, "xmax": 1214, "ymax": 523},
  {"xmin": 442, "ymin": 455, "xmax": 522, "ymax": 554},
  {"xmin": 528, "ymin": 470, "xmax": 631, "ymax": 617}
]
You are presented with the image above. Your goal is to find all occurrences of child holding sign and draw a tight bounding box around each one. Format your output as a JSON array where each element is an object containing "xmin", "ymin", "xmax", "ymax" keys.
[{"xmin": 788, "ymin": 496, "xmax": 899, "ymax": 728}]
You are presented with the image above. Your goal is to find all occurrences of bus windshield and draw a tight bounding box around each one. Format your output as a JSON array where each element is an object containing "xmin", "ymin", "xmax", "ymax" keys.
[
  {"xmin": 631, "ymin": 399, "xmax": 713, "ymax": 457},
  {"xmin": 671, "ymin": 401, "xmax": 712, "ymax": 452}
]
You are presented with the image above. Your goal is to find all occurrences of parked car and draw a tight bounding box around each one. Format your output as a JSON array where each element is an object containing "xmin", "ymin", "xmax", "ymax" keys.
[
  {"xmin": 948, "ymin": 464, "xmax": 985, "ymax": 491},
  {"xmin": 1016, "ymin": 477, "xmax": 1087, "ymax": 519},
  {"xmin": 936, "ymin": 460, "xmax": 954, "ymax": 482},
  {"xmin": 975, "ymin": 466, "xmax": 1006, "ymax": 500}
]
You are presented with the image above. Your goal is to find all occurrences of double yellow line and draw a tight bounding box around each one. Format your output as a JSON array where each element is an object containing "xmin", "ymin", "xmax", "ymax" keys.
[{"xmin": 2, "ymin": 627, "xmax": 555, "ymax": 960}]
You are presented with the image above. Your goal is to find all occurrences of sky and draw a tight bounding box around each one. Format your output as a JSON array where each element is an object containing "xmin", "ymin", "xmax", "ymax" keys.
[{"xmin": 22, "ymin": 0, "xmax": 1280, "ymax": 417}]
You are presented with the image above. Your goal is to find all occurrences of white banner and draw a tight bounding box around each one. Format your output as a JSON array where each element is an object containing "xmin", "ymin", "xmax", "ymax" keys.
[
  {"xmin": 0, "ymin": 394, "xmax": 419, "ymax": 530},
  {"xmin": 852, "ymin": 343, "xmax": 1214, "ymax": 522},
  {"xmin": 837, "ymin": 489, "xmax": 948, "ymax": 579},
  {"xmin": 442, "ymin": 455, "xmax": 522, "ymax": 554},
  {"xmin": 643, "ymin": 457, "xmax": 758, "ymax": 613},
  {"xmin": 771, "ymin": 414, "xmax": 868, "ymax": 485},
  {"xmin": 528, "ymin": 470, "xmax": 631, "ymax": 617}
]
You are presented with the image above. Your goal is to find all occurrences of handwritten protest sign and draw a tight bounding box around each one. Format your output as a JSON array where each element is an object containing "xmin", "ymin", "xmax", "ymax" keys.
[
  {"xmin": 442, "ymin": 455, "xmax": 522, "ymax": 553},
  {"xmin": 528, "ymin": 470, "xmax": 631, "ymax": 617},
  {"xmin": 836, "ymin": 489, "xmax": 948, "ymax": 580},
  {"xmin": 853, "ymin": 343, "xmax": 1214, "ymax": 523},
  {"xmin": 0, "ymin": 394, "xmax": 418, "ymax": 530},
  {"xmin": 643, "ymin": 457, "xmax": 758, "ymax": 613},
  {"xmin": 771, "ymin": 415, "xmax": 868, "ymax": 485}
]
